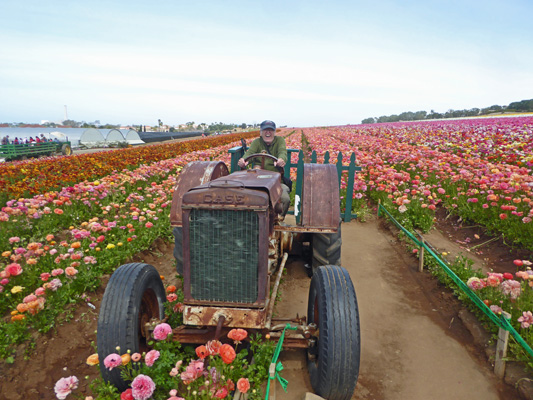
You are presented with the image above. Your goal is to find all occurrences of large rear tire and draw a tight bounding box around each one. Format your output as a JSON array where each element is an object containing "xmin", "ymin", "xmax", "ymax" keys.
[
  {"xmin": 307, "ymin": 265, "xmax": 360, "ymax": 400},
  {"xmin": 311, "ymin": 222, "xmax": 341, "ymax": 274},
  {"xmin": 97, "ymin": 263, "xmax": 166, "ymax": 391},
  {"xmin": 61, "ymin": 143, "xmax": 72, "ymax": 155},
  {"xmin": 173, "ymin": 226, "xmax": 183, "ymax": 275}
]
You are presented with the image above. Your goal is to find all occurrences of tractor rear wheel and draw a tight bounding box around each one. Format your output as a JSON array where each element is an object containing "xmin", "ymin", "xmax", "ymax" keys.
[
  {"xmin": 307, "ymin": 264, "xmax": 360, "ymax": 400},
  {"xmin": 61, "ymin": 143, "xmax": 72, "ymax": 155},
  {"xmin": 311, "ymin": 222, "xmax": 341, "ymax": 275},
  {"xmin": 97, "ymin": 263, "xmax": 166, "ymax": 391}
]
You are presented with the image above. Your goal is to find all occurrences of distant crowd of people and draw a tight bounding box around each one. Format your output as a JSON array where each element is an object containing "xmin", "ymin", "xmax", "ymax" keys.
[{"xmin": 1, "ymin": 134, "xmax": 59, "ymax": 145}]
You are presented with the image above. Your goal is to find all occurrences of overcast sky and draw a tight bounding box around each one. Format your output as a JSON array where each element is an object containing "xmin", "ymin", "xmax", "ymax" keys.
[{"xmin": 1, "ymin": 0, "xmax": 532, "ymax": 127}]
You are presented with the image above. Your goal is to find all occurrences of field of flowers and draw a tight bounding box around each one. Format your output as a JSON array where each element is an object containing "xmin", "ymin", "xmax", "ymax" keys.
[
  {"xmin": 2, "ymin": 118, "xmax": 533, "ymax": 398},
  {"xmin": 0, "ymin": 132, "xmax": 263, "ymax": 362}
]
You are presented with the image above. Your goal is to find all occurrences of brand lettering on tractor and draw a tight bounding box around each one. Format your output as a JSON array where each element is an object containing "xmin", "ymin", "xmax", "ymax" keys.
[{"xmin": 203, "ymin": 194, "xmax": 245, "ymax": 204}]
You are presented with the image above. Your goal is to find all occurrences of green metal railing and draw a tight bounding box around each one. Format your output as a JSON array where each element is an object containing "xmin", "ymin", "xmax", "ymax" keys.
[{"xmin": 228, "ymin": 146, "xmax": 362, "ymax": 223}]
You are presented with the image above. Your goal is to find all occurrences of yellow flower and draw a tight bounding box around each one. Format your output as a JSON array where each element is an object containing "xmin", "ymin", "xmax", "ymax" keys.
[
  {"xmin": 86, "ymin": 353, "xmax": 99, "ymax": 366},
  {"xmin": 11, "ymin": 286, "xmax": 24, "ymax": 294},
  {"xmin": 106, "ymin": 244, "xmax": 115, "ymax": 250},
  {"xmin": 117, "ymin": 242, "xmax": 123, "ymax": 247}
]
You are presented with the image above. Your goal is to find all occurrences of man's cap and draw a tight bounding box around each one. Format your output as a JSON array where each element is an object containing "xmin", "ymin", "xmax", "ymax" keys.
[{"xmin": 260, "ymin": 120, "xmax": 276, "ymax": 131}]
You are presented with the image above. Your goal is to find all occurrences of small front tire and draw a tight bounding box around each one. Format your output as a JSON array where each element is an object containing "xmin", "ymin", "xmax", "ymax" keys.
[{"xmin": 97, "ymin": 263, "xmax": 166, "ymax": 391}]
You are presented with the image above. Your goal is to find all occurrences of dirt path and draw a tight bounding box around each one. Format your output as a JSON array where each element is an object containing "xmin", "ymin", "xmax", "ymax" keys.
[
  {"xmin": 0, "ymin": 216, "xmax": 520, "ymax": 399},
  {"xmin": 277, "ymin": 215, "xmax": 516, "ymax": 400}
]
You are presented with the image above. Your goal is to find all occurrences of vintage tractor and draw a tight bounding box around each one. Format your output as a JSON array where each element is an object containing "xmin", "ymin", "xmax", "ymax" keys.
[{"xmin": 97, "ymin": 153, "xmax": 360, "ymax": 400}]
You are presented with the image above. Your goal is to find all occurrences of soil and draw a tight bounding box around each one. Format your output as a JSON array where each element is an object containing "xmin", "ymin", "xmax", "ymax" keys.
[{"xmin": 0, "ymin": 211, "xmax": 530, "ymax": 399}]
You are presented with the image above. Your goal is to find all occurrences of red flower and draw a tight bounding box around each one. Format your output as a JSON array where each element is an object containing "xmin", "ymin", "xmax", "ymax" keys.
[
  {"xmin": 166, "ymin": 285, "xmax": 177, "ymax": 293},
  {"xmin": 499, "ymin": 213, "xmax": 508, "ymax": 220},
  {"xmin": 120, "ymin": 388, "xmax": 134, "ymax": 400},
  {"xmin": 195, "ymin": 345, "xmax": 209, "ymax": 360},
  {"xmin": 237, "ymin": 378, "xmax": 250, "ymax": 393},
  {"xmin": 219, "ymin": 344, "xmax": 236, "ymax": 364},
  {"xmin": 215, "ymin": 387, "xmax": 228, "ymax": 399},
  {"xmin": 503, "ymin": 273, "xmax": 514, "ymax": 280},
  {"xmin": 227, "ymin": 328, "xmax": 248, "ymax": 344},
  {"xmin": 514, "ymin": 260, "xmax": 524, "ymax": 267}
]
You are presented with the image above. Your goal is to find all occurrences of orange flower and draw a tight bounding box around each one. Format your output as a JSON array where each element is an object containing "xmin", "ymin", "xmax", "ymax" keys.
[
  {"xmin": 227, "ymin": 328, "xmax": 248, "ymax": 344},
  {"xmin": 219, "ymin": 344, "xmax": 236, "ymax": 364},
  {"xmin": 206, "ymin": 340, "xmax": 222, "ymax": 356},
  {"xmin": 71, "ymin": 242, "xmax": 81, "ymax": 249},
  {"xmin": 166, "ymin": 285, "xmax": 177, "ymax": 293},
  {"xmin": 11, "ymin": 314, "xmax": 25, "ymax": 322},
  {"xmin": 195, "ymin": 345, "xmax": 209, "ymax": 360},
  {"xmin": 86, "ymin": 353, "xmax": 99, "ymax": 366},
  {"xmin": 16, "ymin": 303, "xmax": 29, "ymax": 313},
  {"xmin": 131, "ymin": 353, "xmax": 142, "ymax": 362},
  {"xmin": 237, "ymin": 378, "xmax": 250, "ymax": 393},
  {"xmin": 121, "ymin": 353, "xmax": 131, "ymax": 365},
  {"xmin": 26, "ymin": 258, "xmax": 38, "ymax": 265}
]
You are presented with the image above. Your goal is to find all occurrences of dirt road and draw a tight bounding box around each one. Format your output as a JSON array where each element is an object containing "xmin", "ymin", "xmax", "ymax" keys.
[{"xmin": 277, "ymin": 216, "xmax": 514, "ymax": 400}]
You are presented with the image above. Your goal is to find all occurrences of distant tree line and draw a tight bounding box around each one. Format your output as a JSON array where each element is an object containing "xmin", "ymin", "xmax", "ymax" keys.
[{"xmin": 361, "ymin": 98, "xmax": 533, "ymax": 124}]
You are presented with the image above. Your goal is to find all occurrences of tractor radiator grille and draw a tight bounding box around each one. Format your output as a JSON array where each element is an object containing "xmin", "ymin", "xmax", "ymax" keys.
[{"xmin": 189, "ymin": 209, "xmax": 258, "ymax": 303}]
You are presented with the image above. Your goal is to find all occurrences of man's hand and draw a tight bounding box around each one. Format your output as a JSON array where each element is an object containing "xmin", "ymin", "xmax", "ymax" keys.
[
  {"xmin": 238, "ymin": 158, "xmax": 248, "ymax": 168},
  {"xmin": 274, "ymin": 159, "xmax": 286, "ymax": 168}
]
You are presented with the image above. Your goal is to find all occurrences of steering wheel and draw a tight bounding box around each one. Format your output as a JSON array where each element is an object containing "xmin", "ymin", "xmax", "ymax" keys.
[{"xmin": 243, "ymin": 153, "xmax": 278, "ymax": 170}]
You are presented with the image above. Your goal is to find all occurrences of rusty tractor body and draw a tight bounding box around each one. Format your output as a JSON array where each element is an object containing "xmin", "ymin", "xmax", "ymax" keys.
[{"xmin": 98, "ymin": 155, "xmax": 360, "ymax": 400}]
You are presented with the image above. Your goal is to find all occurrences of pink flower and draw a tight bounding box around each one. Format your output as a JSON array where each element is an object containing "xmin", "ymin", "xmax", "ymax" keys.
[
  {"xmin": 35, "ymin": 287, "xmax": 46, "ymax": 296},
  {"xmin": 153, "ymin": 323, "xmax": 172, "ymax": 340},
  {"xmin": 9, "ymin": 236, "xmax": 21, "ymax": 244},
  {"xmin": 131, "ymin": 374, "xmax": 156, "ymax": 400},
  {"xmin": 54, "ymin": 376, "xmax": 79, "ymax": 399},
  {"xmin": 103, "ymin": 353, "xmax": 122, "ymax": 370},
  {"xmin": 48, "ymin": 278, "xmax": 63, "ymax": 291},
  {"xmin": 466, "ymin": 277, "xmax": 484, "ymax": 291},
  {"xmin": 65, "ymin": 267, "xmax": 78, "ymax": 276},
  {"xmin": 40, "ymin": 272, "xmax": 51, "ymax": 281},
  {"xmin": 180, "ymin": 359, "xmax": 204, "ymax": 384},
  {"xmin": 145, "ymin": 222, "xmax": 153, "ymax": 228},
  {"xmin": 145, "ymin": 349, "xmax": 160, "ymax": 366},
  {"xmin": 167, "ymin": 293, "xmax": 178, "ymax": 302},
  {"xmin": 23, "ymin": 294, "xmax": 37, "ymax": 303},
  {"xmin": 6, "ymin": 263, "xmax": 23, "ymax": 276},
  {"xmin": 490, "ymin": 305, "xmax": 503, "ymax": 315},
  {"xmin": 518, "ymin": 311, "xmax": 533, "ymax": 329},
  {"xmin": 52, "ymin": 268, "xmax": 64, "ymax": 276},
  {"xmin": 501, "ymin": 280, "xmax": 522, "ymax": 299}
]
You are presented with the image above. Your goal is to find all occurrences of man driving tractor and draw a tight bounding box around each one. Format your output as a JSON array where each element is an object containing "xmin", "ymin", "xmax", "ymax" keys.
[{"xmin": 238, "ymin": 120, "xmax": 290, "ymax": 218}]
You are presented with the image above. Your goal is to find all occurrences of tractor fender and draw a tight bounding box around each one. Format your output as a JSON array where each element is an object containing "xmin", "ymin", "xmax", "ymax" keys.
[
  {"xmin": 170, "ymin": 161, "xmax": 229, "ymax": 226},
  {"xmin": 299, "ymin": 163, "xmax": 340, "ymax": 230}
]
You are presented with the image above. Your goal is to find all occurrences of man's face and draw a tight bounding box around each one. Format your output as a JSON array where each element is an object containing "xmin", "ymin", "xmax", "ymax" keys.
[{"xmin": 261, "ymin": 128, "xmax": 275, "ymax": 145}]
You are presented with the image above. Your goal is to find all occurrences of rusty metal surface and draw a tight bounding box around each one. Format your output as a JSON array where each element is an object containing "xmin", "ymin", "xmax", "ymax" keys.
[
  {"xmin": 188, "ymin": 169, "xmax": 282, "ymax": 209},
  {"xmin": 181, "ymin": 186, "xmax": 269, "ymax": 210},
  {"xmin": 170, "ymin": 161, "xmax": 229, "ymax": 226},
  {"xmin": 274, "ymin": 224, "xmax": 337, "ymax": 233},
  {"xmin": 300, "ymin": 163, "xmax": 340, "ymax": 229},
  {"xmin": 183, "ymin": 305, "xmax": 268, "ymax": 329}
]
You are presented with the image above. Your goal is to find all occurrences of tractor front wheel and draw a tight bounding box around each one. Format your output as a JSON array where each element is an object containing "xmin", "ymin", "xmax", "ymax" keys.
[
  {"xmin": 307, "ymin": 264, "xmax": 360, "ymax": 400},
  {"xmin": 97, "ymin": 263, "xmax": 166, "ymax": 391}
]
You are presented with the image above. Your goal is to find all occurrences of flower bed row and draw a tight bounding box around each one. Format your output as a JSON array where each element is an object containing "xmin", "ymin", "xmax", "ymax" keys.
[
  {"xmin": 0, "ymin": 139, "xmax": 255, "ymax": 361},
  {"xmin": 0, "ymin": 131, "xmax": 260, "ymax": 204},
  {"xmin": 300, "ymin": 121, "xmax": 533, "ymax": 365}
]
